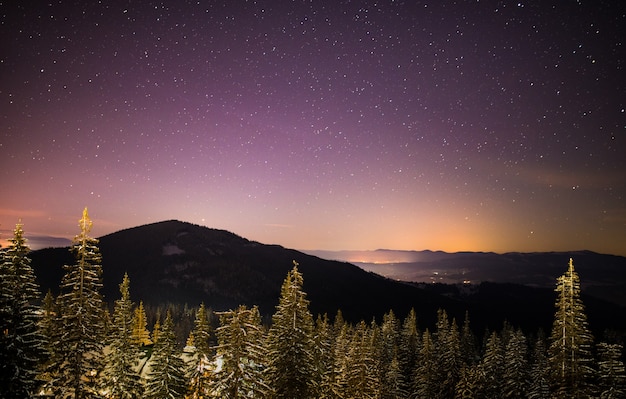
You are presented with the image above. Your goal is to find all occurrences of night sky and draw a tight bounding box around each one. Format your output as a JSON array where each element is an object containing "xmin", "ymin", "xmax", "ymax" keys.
[{"xmin": 1, "ymin": 1, "xmax": 625, "ymax": 256}]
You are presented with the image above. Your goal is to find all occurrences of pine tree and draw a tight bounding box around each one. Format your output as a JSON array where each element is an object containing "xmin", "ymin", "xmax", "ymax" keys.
[
  {"xmin": 412, "ymin": 329, "xmax": 437, "ymax": 398},
  {"xmin": 265, "ymin": 261, "xmax": 318, "ymax": 398},
  {"xmin": 454, "ymin": 364, "xmax": 484, "ymax": 399},
  {"xmin": 480, "ymin": 331, "xmax": 504, "ymax": 398},
  {"xmin": 210, "ymin": 305, "xmax": 268, "ymax": 398},
  {"xmin": 503, "ymin": 329, "xmax": 528, "ymax": 399},
  {"xmin": 548, "ymin": 258, "xmax": 595, "ymax": 398},
  {"xmin": 528, "ymin": 333, "xmax": 551, "ymax": 399},
  {"xmin": 343, "ymin": 321, "xmax": 380, "ymax": 398},
  {"xmin": 131, "ymin": 301, "xmax": 152, "ymax": 346},
  {"xmin": 144, "ymin": 310, "xmax": 188, "ymax": 399},
  {"xmin": 380, "ymin": 310, "xmax": 400, "ymax": 399},
  {"xmin": 48, "ymin": 208, "xmax": 107, "ymax": 399},
  {"xmin": 0, "ymin": 222, "xmax": 46, "ymax": 399},
  {"xmin": 101, "ymin": 273, "xmax": 143, "ymax": 399},
  {"xmin": 597, "ymin": 342, "xmax": 626, "ymax": 398},
  {"xmin": 187, "ymin": 302, "xmax": 214, "ymax": 398},
  {"xmin": 433, "ymin": 309, "xmax": 461, "ymax": 398},
  {"xmin": 332, "ymin": 322, "xmax": 352, "ymax": 398},
  {"xmin": 314, "ymin": 314, "xmax": 336, "ymax": 399},
  {"xmin": 460, "ymin": 311, "xmax": 479, "ymax": 367},
  {"xmin": 398, "ymin": 308, "xmax": 420, "ymax": 390}
]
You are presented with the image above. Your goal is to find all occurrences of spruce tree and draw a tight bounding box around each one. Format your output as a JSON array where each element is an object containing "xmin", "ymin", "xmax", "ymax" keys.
[
  {"xmin": 210, "ymin": 305, "xmax": 268, "ymax": 398},
  {"xmin": 131, "ymin": 301, "xmax": 152, "ymax": 346},
  {"xmin": 265, "ymin": 261, "xmax": 318, "ymax": 398},
  {"xmin": 597, "ymin": 342, "xmax": 625, "ymax": 398},
  {"xmin": 144, "ymin": 310, "xmax": 188, "ymax": 399},
  {"xmin": 380, "ymin": 310, "xmax": 400, "ymax": 398},
  {"xmin": 480, "ymin": 331, "xmax": 504, "ymax": 398},
  {"xmin": 343, "ymin": 321, "xmax": 380, "ymax": 398},
  {"xmin": 48, "ymin": 208, "xmax": 107, "ymax": 399},
  {"xmin": 528, "ymin": 333, "xmax": 551, "ymax": 399},
  {"xmin": 412, "ymin": 329, "xmax": 437, "ymax": 398},
  {"xmin": 101, "ymin": 273, "xmax": 143, "ymax": 399},
  {"xmin": 332, "ymin": 322, "xmax": 352, "ymax": 398},
  {"xmin": 548, "ymin": 258, "xmax": 595, "ymax": 398},
  {"xmin": 187, "ymin": 302, "xmax": 214, "ymax": 398},
  {"xmin": 314, "ymin": 314, "xmax": 336, "ymax": 399},
  {"xmin": 398, "ymin": 308, "xmax": 420, "ymax": 390},
  {"xmin": 503, "ymin": 329, "xmax": 528, "ymax": 399},
  {"xmin": 0, "ymin": 222, "xmax": 46, "ymax": 399}
]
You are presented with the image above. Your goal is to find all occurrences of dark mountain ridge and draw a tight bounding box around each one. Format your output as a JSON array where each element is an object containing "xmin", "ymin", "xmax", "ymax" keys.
[{"xmin": 29, "ymin": 220, "xmax": 626, "ymax": 335}]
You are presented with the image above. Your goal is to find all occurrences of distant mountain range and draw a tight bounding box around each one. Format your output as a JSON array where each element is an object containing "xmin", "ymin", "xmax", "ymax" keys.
[
  {"xmin": 29, "ymin": 220, "xmax": 626, "ymax": 335},
  {"xmin": 303, "ymin": 249, "xmax": 626, "ymax": 307}
]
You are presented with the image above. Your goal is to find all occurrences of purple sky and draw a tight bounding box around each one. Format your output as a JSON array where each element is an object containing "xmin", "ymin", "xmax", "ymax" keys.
[{"xmin": 1, "ymin": 1, "xmax": 625, "ymax": 255}]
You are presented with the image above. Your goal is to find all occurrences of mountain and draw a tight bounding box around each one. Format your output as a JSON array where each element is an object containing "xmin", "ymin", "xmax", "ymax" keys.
[
  {"xmin": 29, "ymin": 221, "xmax": 626, "ymax": 335},
  {"xmin": 29, "ymin": 221, "xmax": 453, "ymax": 326},
  {"xmin": 304, "ymin": 249, "xmax": 626, "ymax": 307}
]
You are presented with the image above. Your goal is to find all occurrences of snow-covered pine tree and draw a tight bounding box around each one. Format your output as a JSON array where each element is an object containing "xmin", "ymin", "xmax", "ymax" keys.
[
  {"xmin": 380, "ymin": 309, "xmax": 401, "ymax": 398},
  {"xmin": 412, "ymin": 328, "xmax": 438, "ymax": 398},
  {"xmin": 454, "ymin": 364, "xmax": 484, "ymax": 399},
  {"xmin": 210, "ymin": 305, "xmax": 268, "ymax": 398},
  {"xmin": 265, "ymin": 261, "xmax": 318, "ymax": 398},
  {"xmin": 144, "ymin": 309, "xmax": 188, "ymax": 399},
  {"xmin": 131, "ymin": 301, "xmax": 152, "ymax": 346},
  {"xmin": 332, "ymin": 322, "xmax": 352, "ymax": 398},
  {"xmin": 48, "ymin": 208, "xmax": 107, "ymax": 399},
  {"xmin": 343, "ymin": 320, "xmax": 380, "ymax": 398},
  {"xmin": 0, "ymin": 222, "xmax": 46, "ymax": 399},
  {"xmin": 434, "ymin": 309, "xmax": 462, "ymax": 398},
  {"xmin": 528, "ymin": 333, "xmax": 551, "ymax": 399},
  {"xmin": 187, "ymin": 302, "xmax": 214, "ymax": 398},
  {"xmin": 503, "ymin": 329, "xmax": 528, "ymax": 399},
  {"xmin": 548, "ymin": 258, "xmax": 595, "ymax": 398},
  {"xmin": 101, "ymin": 273, "xmax": 143, "ymax": 399},
  {"xmin": 480, "ymin": 331, "xmax": 504, "ymax": 398},
  {"xmin": 597, "ymin": 342, "xmax": 626, "ymax": 398},
  {"xmin": 398, "ymin": 308, "xmax": 420, "ymax": 392},
  {"xmin": 313, "ymin": 314, "xmax": 336, "ymax": 399}
]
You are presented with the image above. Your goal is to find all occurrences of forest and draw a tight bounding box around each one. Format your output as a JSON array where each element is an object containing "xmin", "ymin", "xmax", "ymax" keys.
[{"xmin": 1, "ymin": 209, "xmax": 625, "ymax": 399}]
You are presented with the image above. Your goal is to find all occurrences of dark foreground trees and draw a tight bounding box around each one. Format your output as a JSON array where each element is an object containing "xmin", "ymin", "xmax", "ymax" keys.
[
  {"xmin": 0, "ymin": 223, "xmax": 46, "ymax": 399},
  {"xmin": 47, "ymin": 208, "xmax": 108, "ymax": 398}
]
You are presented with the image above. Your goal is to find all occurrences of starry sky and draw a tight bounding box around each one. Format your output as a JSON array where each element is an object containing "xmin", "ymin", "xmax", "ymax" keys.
[{"xmin": 1, "ymin": 0, "xmax": 625, "ymax": 256}]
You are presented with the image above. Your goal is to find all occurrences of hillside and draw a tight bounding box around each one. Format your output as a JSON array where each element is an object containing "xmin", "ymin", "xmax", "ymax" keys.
[
  {"xmin": 29, "ymin": 220, "xmax": 626, "ymax": 334},
  {"xmin": 30, "ymin": 220, "xmax": 454, "ymax": 326}
]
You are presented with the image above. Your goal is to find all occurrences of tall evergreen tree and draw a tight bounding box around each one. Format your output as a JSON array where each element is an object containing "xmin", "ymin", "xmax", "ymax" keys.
[
  {"xmin": 480, "ymin": 331, "xmax": 504, "ymax": 398},
  {"xmin": 265, "ymin": 262, "xmax": 318, "ymax": 398},
  {"xmin": 0, "ymin": 222, "xmax": 46, "ymax": 399},
  {"xmin": 48, "ymin": 208, "xmax": 107, "ymax": 399},
  {"xmin": 548, "ymin": 258, "xmax": 595, "ymax": 398},
  {"xmin": 314, "ymin": 314, "xmax": 336, "ymax": 399},
  {"xmin": 332, "ymin": 322, "xmax": 353, "ymax": 398},
  {"xmin": 597, "ymin": 342, "xmax": 626, "ymax": 398},
  {"xmin": 144, "ymin": 310, "xmax": 188, "ymax": 399},
  {"xmin": 503, "ymin": 329, "xmax": 528, "ymax": 399},
  {"xmin": 528, "ymin": 333, "xmax": 551, "ymax": 399},
  {"xmin": 380, "ymin": 310, "xmax": 400, "ymax": 398},
  {"xmin": 434, "ymin": 310, "xmax": 461, "ymax": 398},
  {"xmin": 131, "ymin": 301, "xmax": 152, "ymax": 346},
  {"xmin": 412, "ymin": 329, "xmax": 438, "ymax": 399},
  {"xmin": 343, "ymin": 321, "xmax": 380, "ymax": 399},
  {"xmin": 210, "ymin": 305, "xmax": 268, "ymax": 398},
  {"xmin": 398, "ymin": 308, "xmax": 420, "ymax": 394},
  {"xmin": 187, "ymin": 302, "xmax": 214, "ymax": 398},
  {"xmin": 101, "ymin": 273, "xmax": 143, "ymax": 399},
  {"xmin": 460, "ymin": 311, "xmax": 479, "ymax": 367}
]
